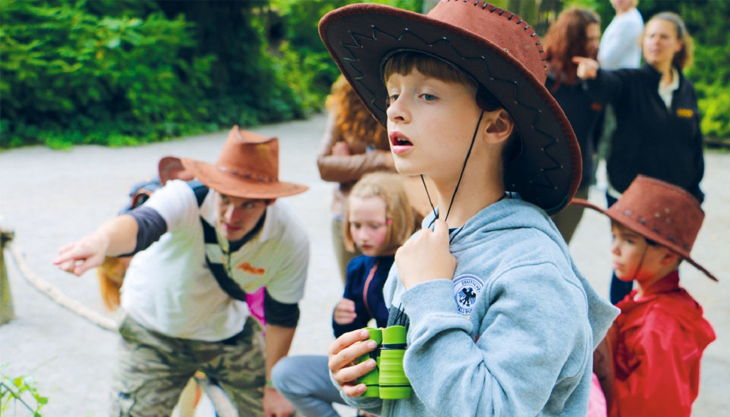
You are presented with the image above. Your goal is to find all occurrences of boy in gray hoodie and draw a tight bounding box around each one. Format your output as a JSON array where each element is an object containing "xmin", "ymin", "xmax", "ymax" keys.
[{"xmin": 319, "ymin": 1, "xmax": 618, "ymax": 416}]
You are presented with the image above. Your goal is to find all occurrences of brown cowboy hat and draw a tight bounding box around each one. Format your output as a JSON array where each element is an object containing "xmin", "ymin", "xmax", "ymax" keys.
[
  {"xmin": 180, "ymin": 126, "xmax": 308, "ymax": 199},
  {"xmin": 572, "ymin": 175, "xmax": 718, "ymax": 281},
  {"xmin": 158, "ymin": 156, "xmax": 194, "ymax": 185},
  {"xmin": 319, "ymin": 0, "xmax": 581, "ymax": 214}
]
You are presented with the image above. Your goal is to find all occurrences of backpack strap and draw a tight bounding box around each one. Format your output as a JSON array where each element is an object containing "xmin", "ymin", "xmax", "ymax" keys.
[
  {"xmin": 187, "ymin": 181, "xmax": 248, "ymax": 302},
  {"xmin": 188, "ymin": 180, "xmax": 209, "ymax": 207}
]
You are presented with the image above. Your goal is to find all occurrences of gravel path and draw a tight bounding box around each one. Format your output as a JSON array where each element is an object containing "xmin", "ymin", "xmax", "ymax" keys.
[{"xmin": 1, "ymin": 114, "xmax": 727, "ymax": 416}]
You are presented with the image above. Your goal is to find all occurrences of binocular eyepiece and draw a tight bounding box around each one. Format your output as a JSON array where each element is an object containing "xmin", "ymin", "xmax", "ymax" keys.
[{"xmin": 357, "ymin": 326, "xmax": 412, "ymax": 399}]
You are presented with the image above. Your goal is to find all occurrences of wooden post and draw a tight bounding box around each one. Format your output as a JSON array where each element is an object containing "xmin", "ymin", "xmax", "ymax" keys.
[{"xmin": 0, "ymin": 227, "xmax": 15, "ymax": 325}]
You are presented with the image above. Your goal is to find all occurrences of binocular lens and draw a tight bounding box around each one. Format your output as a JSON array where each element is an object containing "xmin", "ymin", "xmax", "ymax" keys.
[{"xmin": 379, "ymin": 325, "xmax": 411, "ymax": 399}]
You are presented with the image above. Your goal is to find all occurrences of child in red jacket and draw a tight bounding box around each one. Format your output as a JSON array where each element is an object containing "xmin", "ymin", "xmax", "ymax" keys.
[{"xmin": 574, "ymin": 175, "xmax": 717, "ymax": 417}]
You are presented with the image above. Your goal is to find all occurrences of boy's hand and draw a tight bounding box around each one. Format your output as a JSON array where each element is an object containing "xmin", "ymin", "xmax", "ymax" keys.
[
  {"xmin": 333, "ymin": 298, "xmax": 357, "ymax": 325},
  {"xmin": 53, "ymin": 233, "xmax": 109, "ymax": 276},
  {"xmin": 395, "ymin": 219, "xmax": 456, "ymax": 289},
  {"xmin": 572, "ymin": 56, "xmax": 599, "ymax": 79},
  {"xmin": 328, "ymin": 329, "xmax": 378, "ymax": 397}
]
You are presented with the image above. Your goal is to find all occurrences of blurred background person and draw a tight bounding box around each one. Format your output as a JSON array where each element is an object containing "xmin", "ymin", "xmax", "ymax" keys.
[
  {"xmin": 543, "ymin": 7, "xmax": 603, "ymax": 242},
  {"xmin": 599, "ymin": 0, "xmax": 644, "ymax": 71},
  {"xmin": 595, "ymin": 0, "xmax": 644, "ymax": 192}
]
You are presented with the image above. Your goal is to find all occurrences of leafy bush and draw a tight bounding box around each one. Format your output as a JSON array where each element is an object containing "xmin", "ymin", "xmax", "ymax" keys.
[
  {"xmin": 0, "ymin": 0, "xmax": 217, "ymax": 148},
  {"xmin": 269, "ymin": 0, "xmax": 422, "ymax": 117},
  {"xmin": 0, "ymin": 371, "xmax": 48, "ymax": 416}
]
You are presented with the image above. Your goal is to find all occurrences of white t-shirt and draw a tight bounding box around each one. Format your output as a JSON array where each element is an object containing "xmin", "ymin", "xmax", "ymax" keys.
[
  {"xmin": 598, "ymin": 8, "xmax": 644, "ymax": 70},
  {"xmin": 120, "ymin": 180, "xmax": 309, "ymax": 341},
  {"xmin": 658, "ymin": 68, "xmax": 680, "ymax": 109}
]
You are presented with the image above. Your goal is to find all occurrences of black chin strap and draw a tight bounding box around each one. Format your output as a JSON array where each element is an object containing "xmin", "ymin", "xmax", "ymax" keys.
[{"xmin": 422, "ymin": 111, "xmax": 485, "ymax": 225}]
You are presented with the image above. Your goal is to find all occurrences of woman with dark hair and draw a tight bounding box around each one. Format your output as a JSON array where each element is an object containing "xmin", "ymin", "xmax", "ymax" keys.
[
  {"xmin": 575, "ymin": 11, "xmax": 705, "ymax": 303},
  {"xmin": 543, "ymin": 7, "xmax": 602, "ymax": 243}
]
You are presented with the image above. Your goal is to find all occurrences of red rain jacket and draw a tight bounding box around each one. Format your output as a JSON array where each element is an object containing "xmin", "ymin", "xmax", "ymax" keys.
[{"xmin": 608, "ymin": 271, "xmax": 715, "ymax": 417}]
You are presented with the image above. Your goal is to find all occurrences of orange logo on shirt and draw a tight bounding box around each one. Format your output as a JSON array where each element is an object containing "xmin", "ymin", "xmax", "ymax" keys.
[
  {"xmin": 237, "ymin": 262, "xmax": 266, "ymax": 275},
  {"xmin": 676, "ymin": 108, "xmax": 694, "ymax": 118}
]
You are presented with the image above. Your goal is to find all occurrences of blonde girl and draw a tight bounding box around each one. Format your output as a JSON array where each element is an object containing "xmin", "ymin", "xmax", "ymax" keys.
[{"xmin": 272, "ymin": 172, "xmax": 419, "ymax": 417}]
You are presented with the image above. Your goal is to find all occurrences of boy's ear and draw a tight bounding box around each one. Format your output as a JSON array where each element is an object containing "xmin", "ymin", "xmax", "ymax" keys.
[
  {"xmin": 659, "ymin": 247, "xmax": 681, "ymax": 266},
  {"xmin": 483, "ymin": 109, "xmax": 514, "ymax": 144}
]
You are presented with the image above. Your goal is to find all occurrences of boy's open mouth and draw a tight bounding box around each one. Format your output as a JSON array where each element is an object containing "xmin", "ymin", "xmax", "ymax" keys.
[{"xmin": 389, "ymin": 132, "xmax": 414, "ymax": 154}]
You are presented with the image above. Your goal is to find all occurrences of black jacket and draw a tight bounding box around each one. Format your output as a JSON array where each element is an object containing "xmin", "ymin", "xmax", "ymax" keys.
[
  {"xmin": 586, "ymin": 64, "xmax": 704, "ymax": 202},
  {"xmin": 546, "ymin": 74, "xmax": 604, "ymax": 188},
  {"xmin": 331, "ymin": 255, "xmax": 392, "ymax": 337}
]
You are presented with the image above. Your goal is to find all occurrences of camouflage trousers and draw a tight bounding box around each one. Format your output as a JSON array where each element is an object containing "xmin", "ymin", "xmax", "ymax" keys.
[{"xmin": 111, "ymin": 314, "xmax": 265, "ymax": 417}]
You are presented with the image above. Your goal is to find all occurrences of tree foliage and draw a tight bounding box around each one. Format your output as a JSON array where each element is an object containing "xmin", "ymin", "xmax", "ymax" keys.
[
  {"xmin": 0, "ymin": 0, "xmax": 726, "ymax": 149},
  {"xmin": 1, "ymin": 0, "xmax": 216, "ymax": 148}
]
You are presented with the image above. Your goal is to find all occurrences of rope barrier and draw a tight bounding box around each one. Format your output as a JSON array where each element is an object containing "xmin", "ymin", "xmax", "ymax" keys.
[
  {"xmin": 7, "ymin": 243, "xmax": 117, "ymax": 331},
  {"xmin": 4, "ymin": 242, "xmax": 239, "ymax": 416}
]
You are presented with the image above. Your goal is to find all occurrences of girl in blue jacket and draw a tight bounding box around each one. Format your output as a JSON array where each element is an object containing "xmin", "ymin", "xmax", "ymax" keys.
[{"xmin": 272, "ymin": 172, "xmax": 418, "ymax": 417}]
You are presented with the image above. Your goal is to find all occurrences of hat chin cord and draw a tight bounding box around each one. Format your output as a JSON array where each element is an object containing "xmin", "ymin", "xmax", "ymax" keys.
[
  {"xmin": 628, "ymin": 243, "xmax": 650, "ymax": 284},
  {"xmin": 422, "ymin": 111, "xmax": 485, "ymax": 226}
]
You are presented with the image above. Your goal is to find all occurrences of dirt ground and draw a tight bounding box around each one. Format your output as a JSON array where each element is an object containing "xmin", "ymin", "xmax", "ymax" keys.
[{"xmin": 1, "ymin": 114, "xmax": 727, "ymax": 416}]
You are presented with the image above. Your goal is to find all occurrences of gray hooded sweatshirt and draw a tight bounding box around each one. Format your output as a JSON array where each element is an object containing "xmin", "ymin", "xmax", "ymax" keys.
[{"xmin": 343, "ymin": 198, "xmax": 618, "ymax": 416}]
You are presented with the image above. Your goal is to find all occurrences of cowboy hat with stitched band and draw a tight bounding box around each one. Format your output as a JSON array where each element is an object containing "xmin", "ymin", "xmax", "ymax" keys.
[
  {"xmin": 180, "ymin": 126, "xmax": 308, "ymax": 199},
  {"xmin": 319, "ymin": 0, "xmax": 581, "ymax": 214},
  {"xmin": 572, "ymin": 175, "xmax": 718, "ymax": 282}
]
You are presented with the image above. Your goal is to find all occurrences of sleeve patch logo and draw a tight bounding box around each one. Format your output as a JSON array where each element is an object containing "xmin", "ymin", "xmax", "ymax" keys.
[
  {"xmin": 676, "ymin": 108, "xmax": 694, "ymax": 118},
  {"xmin": 452, "ymin": 274, "xmax": 485, "ymax": 316},
  {"xmin": 237, "ymin": 262, "xmax": 266, "ymax": 275}
]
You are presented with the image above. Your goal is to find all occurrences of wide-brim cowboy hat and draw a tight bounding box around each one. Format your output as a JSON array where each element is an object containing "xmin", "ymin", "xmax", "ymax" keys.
[
  {"xmin": 572, "ymin": 175, "xmax": 718, "ymax": 281},
  {"xmin": 180, "ymin": 126, "xmax": 308, "ymax": 199},
  {"xmin": 319, "ymin": 0, "xmax": 581, "ymax": 214}
]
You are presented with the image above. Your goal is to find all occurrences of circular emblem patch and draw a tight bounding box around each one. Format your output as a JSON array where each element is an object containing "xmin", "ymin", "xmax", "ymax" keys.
[{"xmin": 452, "ymin": 274, "xmax": 484, "ymax": 316}]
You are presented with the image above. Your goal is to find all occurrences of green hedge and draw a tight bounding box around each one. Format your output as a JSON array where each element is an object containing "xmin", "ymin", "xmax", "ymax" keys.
[
  {"xmin": 0, "ymin": 0, "xmax": 218, "ymax": 148},
  {"xmin": 269, "ymin": 0, "xmax": 422, "ymax": 120},
  {"xmin": 0, "ymin": 0, "xmax": 419, "ymax": 149},
  {"xmin": 0, "ymin": 0, "xmax": 313, "ymax": 149}
]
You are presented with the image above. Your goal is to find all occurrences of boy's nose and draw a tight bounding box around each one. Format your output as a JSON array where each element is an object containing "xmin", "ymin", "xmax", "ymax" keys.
[
  {"xmin": 386, "ymin": 97, "xmax": 410, "ymax": 123},
  {"xmin": 610, "ymin": 241, "xmax": 620, "ymax": 255},
  {"xmin": 224, "ymin": 205, "xmax": 243, "ymax": 223}
]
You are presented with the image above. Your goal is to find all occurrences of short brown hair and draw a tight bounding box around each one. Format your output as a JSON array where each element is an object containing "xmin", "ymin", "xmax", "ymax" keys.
[
  {"xmin": 382, "ymin": 51, "xmax": 522, "ymax": 167},
  {"xmin": 382, "ymin": 51, "xmax": 502, "ymax": 112},
  {"xmin": 343, "ymin": 172, "xmax": 419, "ymax": 254}
]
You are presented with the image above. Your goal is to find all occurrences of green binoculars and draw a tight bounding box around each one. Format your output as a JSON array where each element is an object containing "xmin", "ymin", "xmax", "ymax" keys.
[{"xmin": 356, "ymin": 326, "xmax": 412, "ymax": 399}]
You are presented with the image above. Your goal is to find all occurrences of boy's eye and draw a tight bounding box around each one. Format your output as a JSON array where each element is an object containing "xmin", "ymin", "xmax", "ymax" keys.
[
  {"xmin": 387, "ymin": 94, "xmax": 399, "ymax": 106},
  {"xmin": 420, "ymin": 93, "xmax": 437, "ymax": 101}
]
